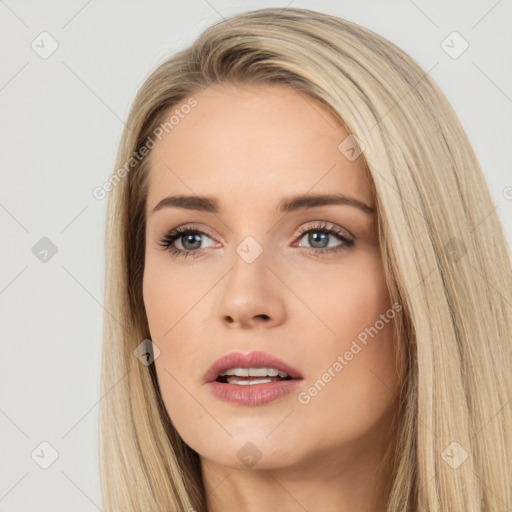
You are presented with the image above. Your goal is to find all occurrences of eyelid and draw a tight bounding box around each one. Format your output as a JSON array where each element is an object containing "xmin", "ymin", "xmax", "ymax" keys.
[
  {"xmin": 160, "ymin": 222, "xmax": 218, "ymax": 240},
  {"xmin": 296, "ymin": 220, "xmax": 354, "ymax": 240}
]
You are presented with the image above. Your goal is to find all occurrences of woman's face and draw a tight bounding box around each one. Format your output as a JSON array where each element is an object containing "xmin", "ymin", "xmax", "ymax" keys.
[{"xmin": 143, "ymin": 83, "xmax": 400, "ymax": 471}]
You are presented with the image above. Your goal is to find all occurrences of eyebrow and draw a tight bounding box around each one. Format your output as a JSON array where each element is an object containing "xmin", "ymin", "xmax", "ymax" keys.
[{"xmin": 150, "ymin": 193, "xmax": 374, "ymax": 216}]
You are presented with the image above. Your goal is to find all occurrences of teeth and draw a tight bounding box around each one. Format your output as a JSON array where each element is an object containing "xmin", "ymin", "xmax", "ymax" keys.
[
  {"xmin": 219, "ymin": 367, "xmax": 289, "ymax": 378},
  {"xmin": 226, "ymin": 377, "xmax": 274, "ymax": 385}
]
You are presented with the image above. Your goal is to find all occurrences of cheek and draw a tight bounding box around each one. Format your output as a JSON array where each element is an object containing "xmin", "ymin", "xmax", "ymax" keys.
[
  {"xmin": 142, "ymin": 252, "xmax": 205, "ymax": 339},
  {"xmin": 301, "ymin": 325, "xmax": 398, "ymax": 444},
  {"xmin": 294, "ymin": 252, "xmax": 399, "ymax": 436},
  {"xmin": 333, "ymin": 253, "xmax": 398, "ymax": 387},
  {"xmin": 143, "ymin": 262, "xmax": 196, "ymax": 374},
  {"xmin": 294, "ymin": 249, "xmax": 392, "ymax": 342},
  {"xmin": 142, "ymin": 258, "xmax": 207, "ymax": 436}
]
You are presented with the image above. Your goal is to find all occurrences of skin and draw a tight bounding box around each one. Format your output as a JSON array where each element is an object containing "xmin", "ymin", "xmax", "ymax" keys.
[{"xmin": 143, "ymin": 83, "xmax": 401, "ymax": 512}]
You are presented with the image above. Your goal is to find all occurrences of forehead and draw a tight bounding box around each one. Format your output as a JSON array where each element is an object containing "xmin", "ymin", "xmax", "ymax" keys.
[{"xmin": 145, "ymin": 84, "xmax": 372, "ymax": 213}]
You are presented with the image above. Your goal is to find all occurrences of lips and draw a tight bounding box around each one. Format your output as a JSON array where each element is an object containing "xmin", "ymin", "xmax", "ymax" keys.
[{"xmin": 203, "ymin": 350, "xmax": 303, "ymax": 383}]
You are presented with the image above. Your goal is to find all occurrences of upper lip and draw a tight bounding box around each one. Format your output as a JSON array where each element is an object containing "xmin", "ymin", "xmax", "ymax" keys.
[{"xmin": 204, "ymin": 350, "xmax": 304, "ymax": 383}]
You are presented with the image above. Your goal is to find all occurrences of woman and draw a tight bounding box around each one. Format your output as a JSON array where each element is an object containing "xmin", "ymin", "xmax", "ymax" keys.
[{"xmin": 99, "ymin": 7, "xmax": 512, "ymax": 511}]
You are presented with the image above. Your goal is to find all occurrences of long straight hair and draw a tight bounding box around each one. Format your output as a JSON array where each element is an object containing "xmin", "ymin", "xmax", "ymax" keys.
[{"xmin": 99, "ymin": 7, "xmax": 512, "ymax": 511}]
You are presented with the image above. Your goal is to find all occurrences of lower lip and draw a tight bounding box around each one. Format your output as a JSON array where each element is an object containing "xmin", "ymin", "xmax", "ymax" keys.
[{"xmin": 207, "ymin": 379, "xmax": 303, "ymax": 406}]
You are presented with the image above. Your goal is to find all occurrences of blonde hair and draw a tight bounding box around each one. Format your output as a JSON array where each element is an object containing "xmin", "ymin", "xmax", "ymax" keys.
[{"xmin": 99, "ymin": 7, "xmax": 512, "ymax": 511}]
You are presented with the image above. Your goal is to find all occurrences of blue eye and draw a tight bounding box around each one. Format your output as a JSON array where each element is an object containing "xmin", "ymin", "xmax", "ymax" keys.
[
  {"xmin": 158, "ymin": 226, "xmax": 215, "ymax": 259},
  {"xmin": 158, "ymin": 221, "xmax": 354, "ymax": 259},
  {"xmin": 295, "ymin": 222, "xmax": 354, "ymax": 254}
]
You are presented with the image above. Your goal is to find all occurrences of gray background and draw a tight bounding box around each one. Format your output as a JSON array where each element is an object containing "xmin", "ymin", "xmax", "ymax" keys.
[{"xmin": 0, "ymin": 0, "xmax": 510, "ymax": 510}]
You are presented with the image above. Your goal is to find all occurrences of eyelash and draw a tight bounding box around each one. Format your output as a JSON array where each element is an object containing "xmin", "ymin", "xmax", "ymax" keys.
[{"xmin": 157, "ymin": 222, "xmax": 355, "ymax": 260}]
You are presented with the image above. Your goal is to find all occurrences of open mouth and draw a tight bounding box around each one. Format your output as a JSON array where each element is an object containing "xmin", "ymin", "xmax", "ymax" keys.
[
  {"xmin": 216, "ymin": 375, "xmax": 294, "ymax": 385},
  {"xmin": 206, "ymin": 357, "xmax": 303, "ymax": 405},
  {"xmin": 215, "ymin": 367, "xmax": 295, "ymax": 385}
]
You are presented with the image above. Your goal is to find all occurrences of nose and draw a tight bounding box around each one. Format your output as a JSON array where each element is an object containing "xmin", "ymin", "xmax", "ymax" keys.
[{"xmin": 218, "ymin": 249, "xmax": 286, "ymax": 330}]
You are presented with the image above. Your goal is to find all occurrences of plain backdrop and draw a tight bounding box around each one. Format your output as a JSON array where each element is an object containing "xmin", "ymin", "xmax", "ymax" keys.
[{"xmin": 0, "ymin": 0, "xmax": 511, "ymax": 510}]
